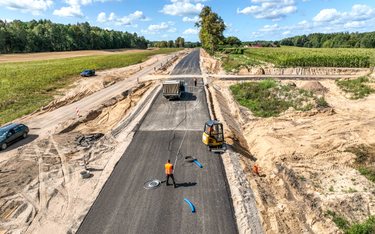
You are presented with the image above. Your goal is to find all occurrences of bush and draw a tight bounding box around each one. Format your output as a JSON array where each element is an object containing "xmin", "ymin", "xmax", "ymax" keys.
[{"xmin": 316, "ymin": 96, "xmax": 329, "ymax": 107}]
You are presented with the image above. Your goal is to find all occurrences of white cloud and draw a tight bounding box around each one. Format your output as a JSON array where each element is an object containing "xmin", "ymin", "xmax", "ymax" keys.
[
  {"xmin": 96, "ymin": 11, "xmax": 151, "ymax": 27},
  {"xmin": 161, "ymin": 35, "xmax": 169, "ymax": 38},
  {"xmin": 225, "ymin": 22, "xmax": 238, "ymax": 33},
  {"xmin": 141, "ymin": 22, "xmax": 177, "ymax": 34},
  {"xmin": 0, "ymin": 0, "xmax": 54, "ymax": 15},
  {"xmin": 171, "ymin": 0, "xmax": 209, "ymax": 2},
  {"xmin": 168, "ymin": 21, "xmax": 176, "ymax": 25},
  {"xmin": 250, "ymin": 4, "xmax": 375, "ymax": 40},
  {"xmin": 237, "ymin": 0, "xmax": 297, "ymax": 20},
  {"xmin": 139, "ymin": 29, "xmax": 157, "ymax": 35},
  {"xmin": 1, "ymin": 18, "xmax": 13, "ymax": 23},
  {"xmin": 312, "ymin": 8, "xmax": 340, "ymax": 22},
  {"xmin": 344, "ymin": 21, "xmax": 365, "ymax": 28},
  {"xmin": 104, "ymin": 27, "xmax": 111, "ymax": 30},
  {"xmin": 148, "ymin": 22, "xmax": 169, "ymax": 31},
  {"xmin": 183, "ymin": 28, "xmax": 198, "ymax": 34},
  {"xmin": 53, "ymin": 5, "xmax": 84, "ymax": 18},
  {"xmin": 183, "ymin": 16, "xmax": 199, "ymax": 22},
  {"xmin": 160, "ymin": 2, "xmax": 203, "ymax": 16}
]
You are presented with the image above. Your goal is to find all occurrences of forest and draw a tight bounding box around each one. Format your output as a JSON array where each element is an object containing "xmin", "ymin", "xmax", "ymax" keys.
[
  {"xmin": 0, "ymin": 19, "xmax": 149, "ymax": 54},
  {"xmin": 280, "ymin": 31, "xmax": 375, "ymax": 48}
]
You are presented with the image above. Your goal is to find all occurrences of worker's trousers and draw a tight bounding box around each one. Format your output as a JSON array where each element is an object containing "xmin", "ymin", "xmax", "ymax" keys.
[
  {"xmin": 166, "ymin": 174, "xmax": 176, "ymax": 186},
  {"xmin": 194, "ymin": 81, "xmax": 197, "ymax": 86}
]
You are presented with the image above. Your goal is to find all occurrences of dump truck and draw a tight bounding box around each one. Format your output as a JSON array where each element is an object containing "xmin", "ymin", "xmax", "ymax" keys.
[{"xmin": 162, "ymin": 80, "xmax": 185, "ymax": 100}]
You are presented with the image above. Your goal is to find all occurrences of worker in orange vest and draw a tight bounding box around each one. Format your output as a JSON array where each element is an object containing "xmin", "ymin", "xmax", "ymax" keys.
[
  {"xmin": 165, "ymin": 159, "xmax": 176, "ymax": 188},
  {"xmin": 194, "ymin": 77, "xmax": 197, "ymax": 86}
]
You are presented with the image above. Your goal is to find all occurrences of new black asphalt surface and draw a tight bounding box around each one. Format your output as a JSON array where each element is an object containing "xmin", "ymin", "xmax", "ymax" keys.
[
  {"xmin": 171, "ymin": 49, "xmax": 201, "ymax": 75},
  {"xmin": 76, "ymin": 50, "xmax": 238, "ymax": 234}
]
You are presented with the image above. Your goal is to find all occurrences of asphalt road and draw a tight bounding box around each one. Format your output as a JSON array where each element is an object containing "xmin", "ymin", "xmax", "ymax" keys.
[
  {"xmin": 77, "ymin": 50, "xmax": 238, "ymax": 234},
  {"xmin": 171, "ymin": 49, "xmax": 201, "ymax": 75}
]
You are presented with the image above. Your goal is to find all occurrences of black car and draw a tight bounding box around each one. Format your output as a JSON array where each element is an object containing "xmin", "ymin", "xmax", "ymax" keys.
[
  {"xmin": 81, "ymin": 69, "xmax": 95, "ymax": 77},
  {"xmin": 0, "ymin": 123, "xmax": 29, "ymax": 150}
]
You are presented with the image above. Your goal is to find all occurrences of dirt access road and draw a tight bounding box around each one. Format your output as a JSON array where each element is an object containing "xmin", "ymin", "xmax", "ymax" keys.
[
  {"xmin": 76, "ymin": 49, "xmax": 238, "ymax": 234},
  {"xmin": 0, "ymin": 48, "xmax": 159, "ymax": 63}
]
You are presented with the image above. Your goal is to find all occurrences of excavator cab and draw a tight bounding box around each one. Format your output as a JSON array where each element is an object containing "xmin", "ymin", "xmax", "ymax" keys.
[{"xmin": 202, "ymin": 120, "xmax": 226, "ymax": 153}]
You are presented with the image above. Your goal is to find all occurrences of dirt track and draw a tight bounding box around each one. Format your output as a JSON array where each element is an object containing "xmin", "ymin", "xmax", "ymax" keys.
[{"xmin": 0, "ymin": 48, "xmax": 158, "ymax": 63}]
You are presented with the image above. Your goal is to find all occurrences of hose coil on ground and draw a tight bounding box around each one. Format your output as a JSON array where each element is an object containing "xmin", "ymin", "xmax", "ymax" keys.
[{"xmin": 143, "ymin": 180, "xmax": 161, "ymax": 189}]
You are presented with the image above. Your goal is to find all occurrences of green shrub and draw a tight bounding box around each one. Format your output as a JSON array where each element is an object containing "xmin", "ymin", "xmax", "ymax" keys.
[{"xmin": 336, "ymin": 77, "xmax": 375, "ymax": 99}]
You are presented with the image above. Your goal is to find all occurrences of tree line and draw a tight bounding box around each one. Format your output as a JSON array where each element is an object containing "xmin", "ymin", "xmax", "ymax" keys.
[
  {"xmin": 280, "ymin": 32, "xmax": 375, "ymax": 48},
  {"xmin": 149, "ymin": 37, "xmax": 201, "ymax": 48},
  {"xmin": 0, "ymin": 19, "xmax": 148, "ymax": 54}
]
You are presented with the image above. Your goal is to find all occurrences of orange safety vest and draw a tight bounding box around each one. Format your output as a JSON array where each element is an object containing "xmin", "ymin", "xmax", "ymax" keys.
[
  {"xmin": 194, "ymin": 78, "xmax": 197, "ymax": 82},
  {"xmin": 165, "ymin": 163, "xmax": 173, "ymax": 175}
]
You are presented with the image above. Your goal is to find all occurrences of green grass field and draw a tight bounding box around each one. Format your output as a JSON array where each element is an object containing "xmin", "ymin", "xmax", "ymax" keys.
[
  {"xmin": 230, "ymin": 78, "xmax": 328, "ymax": 118},
  {"xmin": 243, "ymin": 46, "xmax": 375, "ymax": 68},
  {"xmin": 0, "ymin": 48, "xmax": 182, "ymax": 125}
]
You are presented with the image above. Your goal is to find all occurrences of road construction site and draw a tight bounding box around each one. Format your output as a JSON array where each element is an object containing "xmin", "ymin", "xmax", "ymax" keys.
[{"xmin": 1, "ymin": 48, "xmax": 375, "ymax": 234}]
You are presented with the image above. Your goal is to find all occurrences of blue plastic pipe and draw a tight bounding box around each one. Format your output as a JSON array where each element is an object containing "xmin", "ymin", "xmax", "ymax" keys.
[
  {"xmin": 193, "ymin": 160, "xmax": 202, "ymax": 168},
  {"xmin": 184, "ymin": 198, "xmax": 195, "ymax": 213}
]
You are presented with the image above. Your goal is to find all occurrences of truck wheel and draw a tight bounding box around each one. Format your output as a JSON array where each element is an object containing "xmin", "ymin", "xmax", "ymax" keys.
[
  {"xmin": 22, "ymin": 132, "xmax": 28, "ymax": 139},
  {"xmin": 1, "ymin": 143, "xmax": 7, "ymax": 150}
]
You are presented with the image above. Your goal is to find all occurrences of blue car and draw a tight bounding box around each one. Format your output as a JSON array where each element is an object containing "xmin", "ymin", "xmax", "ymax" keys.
[
  {"xmin": 81, "ymin": 69, "xmax": 95, "ymax": 77},
  {"xmin": 0, "ymin": 123, "xmax": 29, "ymax": 150}
]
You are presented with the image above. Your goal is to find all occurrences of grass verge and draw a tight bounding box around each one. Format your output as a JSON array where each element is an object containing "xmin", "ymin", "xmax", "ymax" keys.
[
  {"xmin": 0, "ymin": 48, "xmax": 183, "ymax": 125},
  {"xmin": 336, "ymin": 76, "xmax": 375, "ymax": 99},
  {"xmin": 230, "ymin": 78, "xmax": 328, "ymax": 118}
]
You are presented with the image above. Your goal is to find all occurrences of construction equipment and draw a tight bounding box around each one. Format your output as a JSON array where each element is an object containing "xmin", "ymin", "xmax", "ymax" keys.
[
  {"xmin": 162, "ymin": 80, "xmax": 185, "ymax": 100},
  {"xmin": 202, "ymin": 120, "xmax": 226, "ymax": 153}
]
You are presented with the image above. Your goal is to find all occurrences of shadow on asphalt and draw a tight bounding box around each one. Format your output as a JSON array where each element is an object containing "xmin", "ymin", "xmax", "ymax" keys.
[
  {"xmin": 2, "ymin": 134, "xmax": 39, "ymax": 152},
  {"xmin": 166, "ymin": 92, "xmax": 197, "ymax": 102},
  {"xmin": 174, "ymin": 182, "xmax": 197, "ymax": 188}
]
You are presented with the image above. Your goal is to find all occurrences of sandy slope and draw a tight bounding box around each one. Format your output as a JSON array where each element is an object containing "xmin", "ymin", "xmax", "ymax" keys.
[{"xmin": 200, "ymin": 49, "xmax": 375, "ymax": 233}]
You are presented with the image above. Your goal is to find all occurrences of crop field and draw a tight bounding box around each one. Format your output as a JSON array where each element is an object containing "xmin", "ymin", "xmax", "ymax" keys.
[
  {"xmin": 0, "ymin": 48, "xmax": 182, "ymax": 124},
  {"xmin": 244, "ymin": 46, "xmax": 375, "ymax": 68}
]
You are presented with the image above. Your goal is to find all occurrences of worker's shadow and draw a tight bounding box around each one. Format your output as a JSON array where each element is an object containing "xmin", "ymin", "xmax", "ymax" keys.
[{"xmin": 175, "ymin": 182, "xmax": 197, "ymax": 188}]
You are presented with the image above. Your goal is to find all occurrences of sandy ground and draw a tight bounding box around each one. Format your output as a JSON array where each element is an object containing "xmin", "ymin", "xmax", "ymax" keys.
[
  {"xmin": 0, "ymin": 81, "xmax": 161, "ymax": 234},
  {"xmin": 0, "ymin": 48, "xmax": 159, "ymax": 63},
  {"xmin": 200, "ymin": 48, "xmax": 375, "ymax": 233}
]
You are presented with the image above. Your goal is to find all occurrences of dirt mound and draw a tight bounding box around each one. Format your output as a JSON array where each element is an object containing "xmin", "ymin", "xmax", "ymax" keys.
[
  {"xmin": 300, "ymin": 81, "xmax": 328, "ymax": 95},
  {"xmin": 56, "ymin": 81, "xmax": 155, "ymax": 135}
]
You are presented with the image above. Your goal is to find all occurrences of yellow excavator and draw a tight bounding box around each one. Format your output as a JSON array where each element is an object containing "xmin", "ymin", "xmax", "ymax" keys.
[{"xmin": 202, "ymin": 120, "xmax": 226, "ymax": 153}]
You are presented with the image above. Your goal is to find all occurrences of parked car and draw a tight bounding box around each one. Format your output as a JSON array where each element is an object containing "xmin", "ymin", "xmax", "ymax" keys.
[
  {"xmin": 0, "ymin": 123, "xmax": 29, "ymax": 150},
  {"xmin": 81, "ymin": 69, "xmax": 95, "ymax": 77}
]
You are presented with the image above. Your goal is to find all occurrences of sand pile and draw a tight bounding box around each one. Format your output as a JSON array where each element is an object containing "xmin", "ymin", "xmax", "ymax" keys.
[
  {"xmin": 55, "ymin": 81, "xmax": 155, "ymax": 135},
  {"xmin": 301, "ymin": 81, "xmax": 329, "ymax": 95},
  {"xmin": 211, "ymin": 79, "xmax": 375, "ymax": 233}
]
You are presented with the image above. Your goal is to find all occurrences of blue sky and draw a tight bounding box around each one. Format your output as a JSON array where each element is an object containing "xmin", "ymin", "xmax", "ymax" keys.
[{"xmin": 1, "ymin": 0, "xmax": 375, "ymax": 42}]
